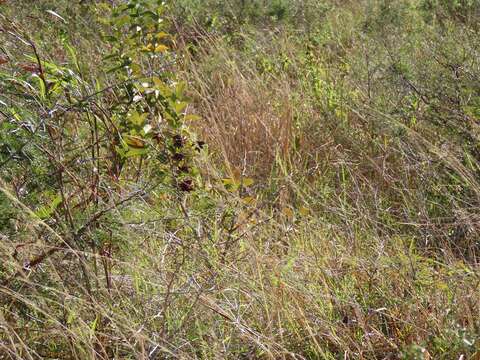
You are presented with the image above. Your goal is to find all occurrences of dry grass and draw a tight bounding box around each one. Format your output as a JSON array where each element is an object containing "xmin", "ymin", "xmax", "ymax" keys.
[
  {"xmin": 180, "ymin": 35, "xmax": 295, "ymax": 179},
  {"xmin": 1, "ymin": 187, "xmax": 479, "ymax": 358},
  {"xmin": 1, "ymin": 0, "xmax": 480, "ymax": 359}
]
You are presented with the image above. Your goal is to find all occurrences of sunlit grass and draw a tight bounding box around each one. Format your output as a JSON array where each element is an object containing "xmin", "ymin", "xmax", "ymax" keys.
[{"xmin": 1, "ymin": 0, "xmax": 480, "ymax": 359}]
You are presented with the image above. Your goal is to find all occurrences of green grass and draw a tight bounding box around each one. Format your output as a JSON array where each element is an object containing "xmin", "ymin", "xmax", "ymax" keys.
[{"xmin": 1, "ymin": 0, "xmax": 480, "ymax": 359}]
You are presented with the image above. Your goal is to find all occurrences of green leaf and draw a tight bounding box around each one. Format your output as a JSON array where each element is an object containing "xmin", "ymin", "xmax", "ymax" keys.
[
  {"xmin": 115, "ymin": 145, "xmax": 127, "ymax": 159},
  {"xmin": 32, "ymin": 74, "xmax": 47, "ymax": 100},
  {"xmin": 123, "ymin": 134, "xmax": 146, "ymax": 148},
  {"xmin": 125, "ymin": 147, "xmax": 149, "ymax": 158},
  {"xmin": 90, "ymin": 315, "xmax": 99, "ymax": 331},
  {"xmin": 184, "ymin": 114, "xmax": 201, "ymax": 122},
  {"xmin": 242, "ymin": 178, "xmax": 254, "ymax": 187},
  {"xmin": 174, "ymin": 101, "xmax": 188, "ymax": 114},
  {"xmin": 129, "ymin": 63, "xmax": 142, "ymax": 76},
  {"xmin": 114, "ymin": 15, "xmax": 130, "ymax": 27},
  {"xmin": 35, "ymin": 194, "xmax": 62, "ymax": 219},
  {"xmin": 154, "ymin": 44, "xmax": 168, "ymax": 53},
  {"xmin": 128, "ymin": 111, "xmax": 148, "ymax": 127},
  {"xmin": 222, "ymin": 178, "xmax": 239, "ymax": 192},
  {"xmin": 67, "ymin": 311, "xmax": 75, "ymax": 325},
  {"xmin": 175, "ymin": 82, "xmax": 186, "ymax": 98},
  {"xmin": 63, "ymin": 41, "xmax": 80, "ymax": 73}
]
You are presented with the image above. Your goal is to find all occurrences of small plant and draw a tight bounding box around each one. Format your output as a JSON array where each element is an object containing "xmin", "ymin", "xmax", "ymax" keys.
[{"xmin": 0, "ymin": 1, "xmax": 203, "ymax": 356}]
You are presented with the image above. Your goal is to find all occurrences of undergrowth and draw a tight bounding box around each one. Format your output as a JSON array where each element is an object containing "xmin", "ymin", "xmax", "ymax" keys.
[{"xmin": 1, "ymin": 0, "xmax": 479, "ymax": 359}]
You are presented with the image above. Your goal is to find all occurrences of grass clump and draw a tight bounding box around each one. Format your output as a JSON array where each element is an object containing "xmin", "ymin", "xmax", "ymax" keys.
[{"xmin": 1, "ymin": 0, "xmax": 480, "ymax": 359}]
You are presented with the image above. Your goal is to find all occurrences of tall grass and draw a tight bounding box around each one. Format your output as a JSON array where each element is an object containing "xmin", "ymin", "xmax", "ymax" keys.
[{"xmin": 1, "ymin": 0, "xmax": 480, "ymax": 359}]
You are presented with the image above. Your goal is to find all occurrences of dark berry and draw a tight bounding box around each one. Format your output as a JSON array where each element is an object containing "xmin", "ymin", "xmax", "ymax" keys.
[
  {"xmin": 172, "ymin": 152, "xmax": 185, "ymax": 161},
  {"xmin": 173, "ymin": 134, "xmax": 184, "ymax": 148},
  {"xmin": 179, "ymin": 178, "xmax": 194, "ymax": 192}
]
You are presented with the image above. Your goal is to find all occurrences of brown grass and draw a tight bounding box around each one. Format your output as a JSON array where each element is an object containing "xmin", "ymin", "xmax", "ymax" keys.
[{"xmin": 180, "ymin": 36, "xmax": 294, "ymax": 179}]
